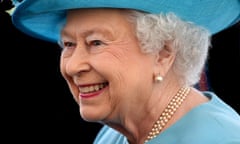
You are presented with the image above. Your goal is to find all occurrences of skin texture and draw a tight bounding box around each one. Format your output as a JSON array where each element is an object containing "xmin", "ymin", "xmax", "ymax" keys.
[{"xmin": 59, "ymin": 9, "xmax": 209, "ymax": 144}]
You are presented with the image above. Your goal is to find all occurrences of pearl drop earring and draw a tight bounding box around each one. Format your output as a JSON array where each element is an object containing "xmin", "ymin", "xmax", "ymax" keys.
[{"xmin": 154, "ymin": 74, "xmax": 163, "ymax": 82}]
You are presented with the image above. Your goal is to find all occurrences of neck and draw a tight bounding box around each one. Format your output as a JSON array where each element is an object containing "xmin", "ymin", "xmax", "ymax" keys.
[{"xmin": 144, "ymin": 86, "xmax": 190, "ymax": 143}]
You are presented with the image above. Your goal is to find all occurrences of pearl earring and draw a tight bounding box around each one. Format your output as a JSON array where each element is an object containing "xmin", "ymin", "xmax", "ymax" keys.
[{"xmin": 154, "ymin": 74, "xmax": 163, "ymax": 82}]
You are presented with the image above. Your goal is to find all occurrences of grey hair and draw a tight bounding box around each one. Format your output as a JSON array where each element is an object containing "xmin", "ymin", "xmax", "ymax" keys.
[{"xmin": 125, "ymin": 10, "xmax": 211, "ymax": 86}]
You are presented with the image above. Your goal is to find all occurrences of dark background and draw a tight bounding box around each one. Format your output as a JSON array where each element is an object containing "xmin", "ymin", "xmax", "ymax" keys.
[
  {"xmin": 208, "ymin": 22, "xmax": 240, "ymax": 112},
  {"xmin": 1, "ymin": 0, "xmax": 239, "ymax": 143}
]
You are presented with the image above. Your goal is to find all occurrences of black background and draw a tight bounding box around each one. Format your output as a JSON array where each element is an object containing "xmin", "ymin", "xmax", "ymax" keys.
[{"xmin": 1, "ymin": 0, "xmax": 239, "ymax": 143}]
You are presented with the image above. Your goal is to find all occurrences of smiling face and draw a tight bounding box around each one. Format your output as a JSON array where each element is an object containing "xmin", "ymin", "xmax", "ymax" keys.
[{"xmin": 60, "ymin": 8, "xmax": 156, "ymax": 122}]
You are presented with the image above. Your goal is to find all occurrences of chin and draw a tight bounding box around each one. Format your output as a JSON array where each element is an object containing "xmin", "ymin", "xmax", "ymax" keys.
[{"xmin": 80, "ymin": 109, "xmax": 105, "ymax": 122}]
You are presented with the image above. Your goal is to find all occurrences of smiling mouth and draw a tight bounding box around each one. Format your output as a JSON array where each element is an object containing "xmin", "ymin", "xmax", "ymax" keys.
[{"xmin": 79, "ymin": 82, "xmax": 108, "ymax": 94}]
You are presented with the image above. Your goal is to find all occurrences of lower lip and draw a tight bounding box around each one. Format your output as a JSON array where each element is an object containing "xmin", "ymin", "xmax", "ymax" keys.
[{"xmin": 79, "ymin": 86, "xmax": 107, "ymax": 99}]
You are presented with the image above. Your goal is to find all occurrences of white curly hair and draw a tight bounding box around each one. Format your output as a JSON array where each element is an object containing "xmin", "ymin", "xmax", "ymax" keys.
[{"xmin": 126, "ymin": 10, "xmax": 211, "ymax": 86}]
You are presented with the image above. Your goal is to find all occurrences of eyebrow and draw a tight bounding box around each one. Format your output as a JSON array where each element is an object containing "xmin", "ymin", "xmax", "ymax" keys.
[{"xmin": 61, "ymin": 27, "xmax": 114, "ymax": 40}]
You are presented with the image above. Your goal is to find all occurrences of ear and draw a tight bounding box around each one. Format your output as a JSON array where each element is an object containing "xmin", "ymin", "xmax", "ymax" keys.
[{"xmin": 153, "ymin": 42, "xmax": 176, "ymax": 77}]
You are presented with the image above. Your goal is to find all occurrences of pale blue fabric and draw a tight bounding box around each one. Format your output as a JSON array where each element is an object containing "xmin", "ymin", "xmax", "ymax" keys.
[{"xmin": 94, "ymin": 92, "xmax": 240, "ymax": 144}]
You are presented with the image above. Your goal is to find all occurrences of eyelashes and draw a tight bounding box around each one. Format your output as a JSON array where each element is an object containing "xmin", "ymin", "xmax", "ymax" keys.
[{"xmin": 58, "ymin": 39, "xmax": 106, "ymax": 50}]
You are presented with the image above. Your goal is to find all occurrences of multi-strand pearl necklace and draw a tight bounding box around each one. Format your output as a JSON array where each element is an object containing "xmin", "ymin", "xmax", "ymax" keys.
[{"xmin": 144, "ymin": 87, "xmax": 190, "ymax": 143}]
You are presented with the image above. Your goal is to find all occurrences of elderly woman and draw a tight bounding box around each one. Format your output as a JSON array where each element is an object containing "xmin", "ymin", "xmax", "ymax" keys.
[{"xmin": 11, "ymin": 0, "xmax": 240, "ymax": 144}]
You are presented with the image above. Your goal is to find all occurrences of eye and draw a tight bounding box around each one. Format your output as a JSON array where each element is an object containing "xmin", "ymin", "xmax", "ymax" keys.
[
  {"xmin": 89, "ymin": 40, "xmax": 104, "ymax": 47},
  {"xmin": 63, "ymin": 41, "xmax": 76, "ymax": 49},
  {"xmin": 86, "ymin": 39, "xmax": 107, "ymax": 53},
  {"xmin": 58, "ymin": 40, "xmax": 76, "ymax": 49}
]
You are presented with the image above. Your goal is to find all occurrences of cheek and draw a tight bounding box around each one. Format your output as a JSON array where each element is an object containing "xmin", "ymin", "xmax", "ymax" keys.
[
  {"xmin": 59, "ymin": 57, "xmax": 73, "ymax": 84},
  {"xmin": 91, "ymin": 52, "xmax": 127, "ymax": 88},
  {"xmin": 59, "ymin": 58, "xmax": 74, "ymax": 91},
  {"xmin": 89, "ymin": 49, "xmax": 122, "ymax": 71},
  {"xmin": 60, "ymin": 61, "xmax": 64, "ymax": 75},
  {"xmin": 60, "ymin": 57, "xmax": 68, "ymax": 78},
  {"xmin": 60, "ymin": 58, "xmax": 79, "ymax": 102}
]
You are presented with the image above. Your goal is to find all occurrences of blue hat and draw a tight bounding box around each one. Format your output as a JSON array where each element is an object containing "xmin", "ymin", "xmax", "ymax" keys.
[{"xmin": 11, "ymin": 0, "xmax": 240, "ymax": 43}]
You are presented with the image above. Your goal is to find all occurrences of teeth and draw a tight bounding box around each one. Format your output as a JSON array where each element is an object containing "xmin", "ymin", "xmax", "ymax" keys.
[{"xmin": 79, "ymin": 83, "xmax": 107, "ymax": 94}]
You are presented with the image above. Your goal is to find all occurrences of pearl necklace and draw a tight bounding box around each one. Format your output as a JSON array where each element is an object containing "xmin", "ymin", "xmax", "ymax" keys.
[{"xmin": 144, "ymin": 87, "xmax": 190, "ymax": 143}]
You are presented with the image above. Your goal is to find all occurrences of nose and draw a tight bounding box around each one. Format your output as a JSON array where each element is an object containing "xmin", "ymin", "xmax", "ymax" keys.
[{"xmin": 64, "ymin": 46, "xmax": 91, "ymax": 76}]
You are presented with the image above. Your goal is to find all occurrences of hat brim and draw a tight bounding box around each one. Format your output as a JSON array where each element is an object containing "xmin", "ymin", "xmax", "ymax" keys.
[{"xmin": 12, "ymin": 0, "xmax": 240, "ymax": 43}]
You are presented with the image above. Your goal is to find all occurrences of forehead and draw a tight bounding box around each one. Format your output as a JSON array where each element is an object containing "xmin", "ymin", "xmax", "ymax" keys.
[
  {"xmin": 67, "ymin": 8, "xmax": 127, "ymax": 19},
  {"xmin": 61, "ymin": 8, "xmax": 134, "ymax": 37}
]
